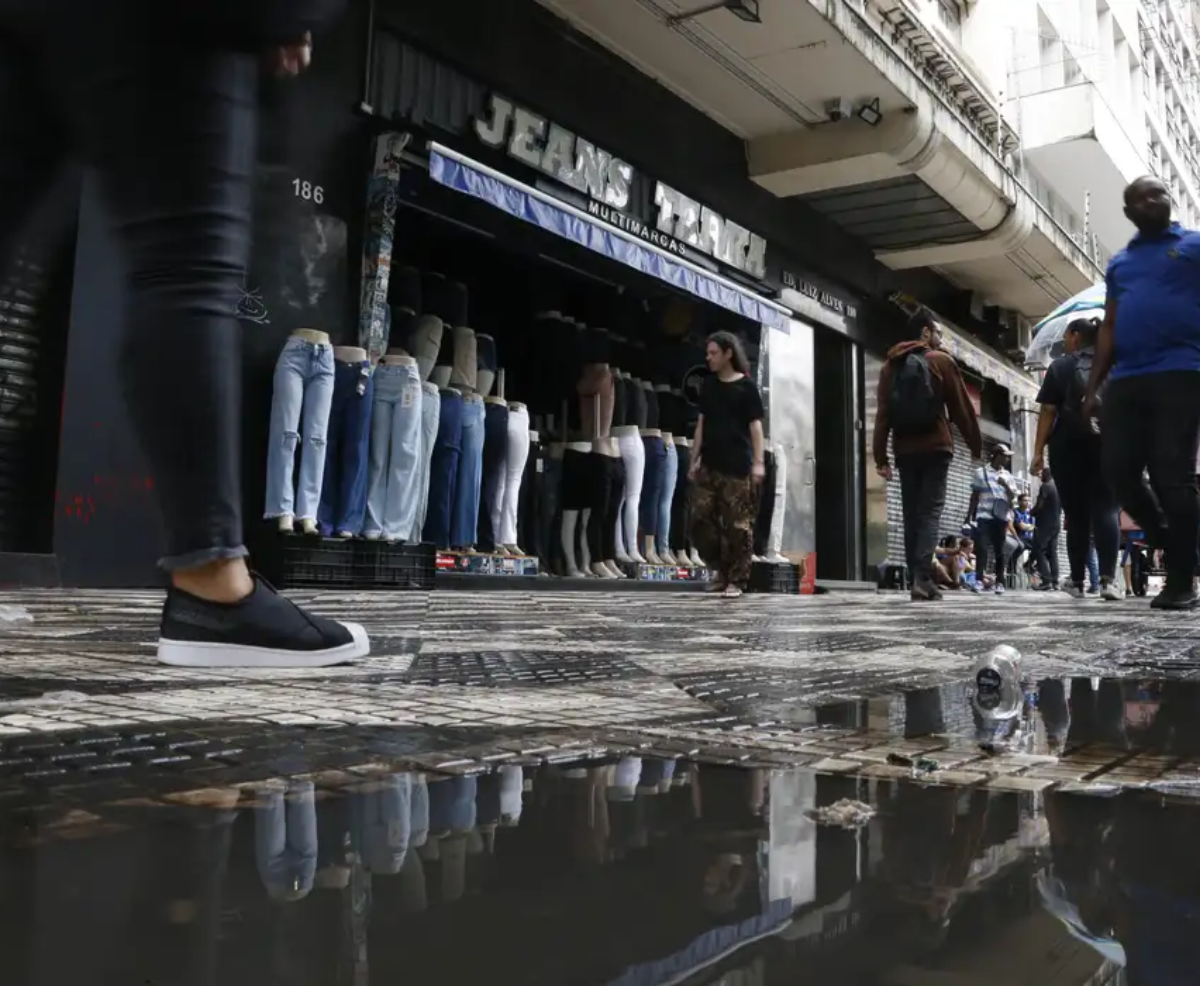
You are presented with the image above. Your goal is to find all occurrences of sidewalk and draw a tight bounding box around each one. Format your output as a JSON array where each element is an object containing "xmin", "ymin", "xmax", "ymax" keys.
[{"xmin": 0, "ymin": 588, "xmax": 1195, "ymax": 809}]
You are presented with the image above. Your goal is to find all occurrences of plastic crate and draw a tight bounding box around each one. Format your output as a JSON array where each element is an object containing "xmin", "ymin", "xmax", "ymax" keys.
[
  {"xmin": 748, "ymin": 560, "xmax": 799, "ymax": 594},
  {"xmin": 274, "ymin": 534, "xmax": 435, "ymax": 590}
]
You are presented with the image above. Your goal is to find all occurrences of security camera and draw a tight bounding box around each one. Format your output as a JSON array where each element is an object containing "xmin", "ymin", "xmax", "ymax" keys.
[{"xmin": 825, "ymin": 98, "xmax": 852, "ymax": 122}]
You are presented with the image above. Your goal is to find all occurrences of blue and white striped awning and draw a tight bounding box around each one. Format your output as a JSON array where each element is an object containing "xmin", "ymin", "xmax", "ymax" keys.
[{"xmin": 428, "ymin": 142, "xmax": 791, "ymax": 330}]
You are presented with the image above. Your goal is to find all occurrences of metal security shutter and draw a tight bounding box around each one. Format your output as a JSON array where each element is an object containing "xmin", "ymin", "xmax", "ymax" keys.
[
  {"xmin": 884, "ymin": 428, "xmax": 980, "ymax": 564},
  {"xmin": 0, "ymin": 246, "xmax": 46, "ymax": 551}
]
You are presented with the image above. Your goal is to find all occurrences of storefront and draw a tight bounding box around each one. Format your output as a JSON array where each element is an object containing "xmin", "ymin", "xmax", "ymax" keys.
[{"xmin": 45, "ymin": 0, "xmax": 882, "ymax": 588}]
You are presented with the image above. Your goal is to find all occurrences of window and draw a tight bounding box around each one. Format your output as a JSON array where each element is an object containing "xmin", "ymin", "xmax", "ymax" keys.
[{"xmin": 936, "ymin": 0, "xmax": 962, "ymax": 40}]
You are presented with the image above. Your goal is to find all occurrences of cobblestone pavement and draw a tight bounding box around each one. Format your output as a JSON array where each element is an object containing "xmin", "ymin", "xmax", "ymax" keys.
[{"xmin": 1, "ymin": 587, "xmax": 1199, "ymax": 814}]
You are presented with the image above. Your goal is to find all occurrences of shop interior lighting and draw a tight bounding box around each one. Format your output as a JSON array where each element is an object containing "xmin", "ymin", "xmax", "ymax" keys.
[
  {"xmin": 857, "ymin": 98, "xmax": 883, "ymax": 126},
  {"xmin": 668, "ymin": 0, "xmax": 762, "ymax": 26}
]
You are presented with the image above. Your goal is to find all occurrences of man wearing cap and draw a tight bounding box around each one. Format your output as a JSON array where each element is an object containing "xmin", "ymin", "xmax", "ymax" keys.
[{"xmin": 968, "ymin": 445, "xmax": 1018, "ymax": 594}]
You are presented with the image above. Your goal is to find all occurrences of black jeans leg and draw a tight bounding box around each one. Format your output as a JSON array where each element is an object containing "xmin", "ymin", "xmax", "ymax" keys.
[
  {"xmin": 1033, "ymin": 525, "xmax": 1059, "ymax": 584},
  {"xmin": 896, "ymin": 452, "xmax": 950, "ymax": 583},
  {"xmin": 976, "ymin": 518, "xmax": 1008, "ymax": 583},
  {"xmin": 1101, "ymin": 375, "xmax": 1168, "ymax": 552},
  {"xmin": 45, "ymin": 20, "xmax": 258, "ymax": 570}
]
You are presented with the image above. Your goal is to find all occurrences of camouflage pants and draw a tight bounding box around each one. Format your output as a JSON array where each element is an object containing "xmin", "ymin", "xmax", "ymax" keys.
[{"xmin": 690, "ymin": 466, "xmax": 756, "ymax": 588}]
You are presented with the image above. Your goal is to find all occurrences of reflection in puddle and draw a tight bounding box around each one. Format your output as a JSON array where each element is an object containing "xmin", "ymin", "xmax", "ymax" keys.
[{"xmin": 10, "ymin": 748, "xmax": 1198, "ymax": 984}]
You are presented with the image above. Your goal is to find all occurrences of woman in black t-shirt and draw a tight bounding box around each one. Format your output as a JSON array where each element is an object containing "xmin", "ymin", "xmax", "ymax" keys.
[
  {"xmin": 1031, "ymin": 317, "xmax": 1121, "ymax": 599},
  {"xmin": 690, "ymin": 332, "xmax": 766, "ymax": 597}
]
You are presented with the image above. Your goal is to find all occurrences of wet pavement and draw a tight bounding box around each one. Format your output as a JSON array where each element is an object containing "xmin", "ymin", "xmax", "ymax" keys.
[{"xmin": 1, "ymin": 587, "xmax": 1200, "ymax": 982}]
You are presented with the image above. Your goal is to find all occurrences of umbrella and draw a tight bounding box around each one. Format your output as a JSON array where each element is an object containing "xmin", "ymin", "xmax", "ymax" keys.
[{"xmin": 1024, "ymin": 283, "xmax": 1106, "ymax": 368}]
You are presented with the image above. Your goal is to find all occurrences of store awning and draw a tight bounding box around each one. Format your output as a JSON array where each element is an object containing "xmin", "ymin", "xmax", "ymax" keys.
[{"xmin": 429, "ymin": 143, "xmax": 791, "ymax": 329}]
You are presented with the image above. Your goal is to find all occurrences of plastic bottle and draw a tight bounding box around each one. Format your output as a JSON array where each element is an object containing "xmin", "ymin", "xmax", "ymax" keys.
[{"xmin": 972, "ymin": 644, "xmax": 1023, "ymax": 721}]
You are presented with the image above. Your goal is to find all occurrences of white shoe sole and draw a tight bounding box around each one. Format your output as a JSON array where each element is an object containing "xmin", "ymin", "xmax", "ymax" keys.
[{"xmin": 157, "ymin": 622, "xmax": 370, "ymax": 668}]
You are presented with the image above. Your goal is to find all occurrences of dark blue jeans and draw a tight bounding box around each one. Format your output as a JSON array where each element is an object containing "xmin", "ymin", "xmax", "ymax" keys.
[
  {"xmin": 422, "ymin": 389, "xmax": 463, "ymax": 548},
  {"xmin": 478, "ymin": 400, "xmax": 509, "ymax": 551},
  {"xmin": 317, "ymin": 359, "xmax": 373, "ymax": 536},
  {"xmin": 639, "ymin": 435, "xmax": 667, "ymax": 537}
]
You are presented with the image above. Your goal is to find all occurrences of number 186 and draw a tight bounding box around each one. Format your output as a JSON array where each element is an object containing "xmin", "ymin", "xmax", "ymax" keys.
[{"xmin": 292, "ymin": 178, "xmax": 325, "ymax": 205}]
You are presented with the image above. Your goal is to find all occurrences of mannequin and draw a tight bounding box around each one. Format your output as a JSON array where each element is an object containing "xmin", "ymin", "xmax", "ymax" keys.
[
  {"xmin": 364, "ymin": 351, "xmax": 424, "ymax": 542},
  {"xmin": 495, "ymin": 371, "xmax": 531, "ymax": 555},
  {"xmin": 656, "ymin": 430, "xmax": 679, "ymax": 564},
  {"xmin": 479, "ymin": 390, "xmax": 509, "ymax": 553},
  {"xmin": 265, "ymin": 328, "xmax": 335, "ymax": 535},
  {"xmin": 407, "ymin": 314, "xmax": 444, "ymax": 382},
  {"xmin": 577, "ymin": 332, "xmax": 622, "ymax": 579},
  {"xmin": 476, "ymin": 333, "xmax": 498, "ymax": 400},
  {"xmin": 422, "ymin": 385, "xmax": 464, "ymax": 549},
  {"xmin": 453, "ymin": 389, "xmax": 486, "ymax": 551},
  {"xmin": 671, "ymin": 433, "xmax": 695, "ymax": 567},
  {"xmin": 767, "ymin": 441, "xmax": 788, "ymax": 564},
  {"xmin": 613, "ymin": 390, "xmax": 645, "ymax": 565},
  {"xmin": 559, "ymin": 440, "xmax": 592, "ymax": 577},
  {"xmin": 515, "ymin": 424, "xmax": 539, "ymax": 559},
  {"xmin": 450, "ymin": 326, "xmax": 478, "ymax": 392},
  {"xmin": 317, "ymin": 345, "xmax": 372, "ymax": 538},
  {"xmin": 638, "ymin": 380, "xmax": 667, "ymax": 565}
]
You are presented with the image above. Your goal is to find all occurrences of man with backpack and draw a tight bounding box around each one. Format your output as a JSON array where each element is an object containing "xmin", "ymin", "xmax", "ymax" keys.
[
  {"xmin": 874, "ymin": 311, "xmax": 983, "ymax": 600},
  {"xmin": 1031, "ymin": 317, "xmax": 1122, "ymax": 600}
]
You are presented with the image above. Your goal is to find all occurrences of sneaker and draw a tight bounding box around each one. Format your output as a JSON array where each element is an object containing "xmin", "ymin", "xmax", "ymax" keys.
[
  {"xmin": 722, "ymin": 585, "xmax": 744, "ymax": 598},
  {"xmin": 1062, "ymin": 582, "xmax": 1086, "ymax": 599},
  {"xmin": 1100, "ymin": 578, "xmax": 1124, "ymax": 602},
  {"xmin": 994, "ymin": 584, "xmax": 1005, "ymax": 595},
  {"xmin": 157, "ymin": 576, "xmax": 370, "ymax": 668},
  {"xmin": 910, "ymin": 579, "xmax": 944, "ymax": 602},
  {"xmin": 1151, "ymin": 587, "xmax": 1200, "ymax": 611}
]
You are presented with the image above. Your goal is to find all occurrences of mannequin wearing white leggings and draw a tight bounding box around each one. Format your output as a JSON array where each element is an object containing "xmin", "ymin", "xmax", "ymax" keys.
[{"xmin": 614, "ymin": 425, "xmax": 645, "ymax": 562}]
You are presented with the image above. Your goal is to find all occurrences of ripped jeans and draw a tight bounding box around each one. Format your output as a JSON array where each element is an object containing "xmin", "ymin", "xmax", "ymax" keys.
[{"xmin": 264, "ymin": 337, "xmax": 334, "ymax": 522}]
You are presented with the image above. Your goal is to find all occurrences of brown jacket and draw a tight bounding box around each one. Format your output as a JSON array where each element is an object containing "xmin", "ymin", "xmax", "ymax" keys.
[{"xmin": 872, "ymin": 341, "xmax": 983, "ymax": 467}]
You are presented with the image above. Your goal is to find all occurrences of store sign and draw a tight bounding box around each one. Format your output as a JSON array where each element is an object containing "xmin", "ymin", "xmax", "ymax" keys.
[
  {"xmin": 781, "ymin": 271, "xmax": 858, "ymax": 319},
  {"xmin": 473, "ymin": 93, "xmax": 767, "ymax": 279}
]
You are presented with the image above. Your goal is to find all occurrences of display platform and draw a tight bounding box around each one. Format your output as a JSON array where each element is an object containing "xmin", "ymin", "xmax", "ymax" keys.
[
  {"xmin": 619, "ymin": 561, "xmax": 711, "ymax": 583},
  {"xmin": 436, "ymin": 550, "xmax": 540, "ymax": 578},
  {"xmin": 270, "ymin": 534, "xmax": 435, "ymax": 590},
  {"xmin": 749, "ymin": 561, "xmax": 801, "ymax": 594}
]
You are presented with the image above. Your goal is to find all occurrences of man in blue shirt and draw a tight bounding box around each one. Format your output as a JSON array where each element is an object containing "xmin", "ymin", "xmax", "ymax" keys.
[{"xmin": 1083, "ymin": 176, "xmax": 1200, "ymax": 609}]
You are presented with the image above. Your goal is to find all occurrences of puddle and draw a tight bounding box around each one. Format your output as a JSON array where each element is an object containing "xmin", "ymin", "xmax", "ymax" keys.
[
  {"xmin": 3, "ymin": 752, "xmax": 1195, "ymax": 984},
  {"xmin": 810, "ymin": 676, "xmax": 1200, "ymax": 761}
]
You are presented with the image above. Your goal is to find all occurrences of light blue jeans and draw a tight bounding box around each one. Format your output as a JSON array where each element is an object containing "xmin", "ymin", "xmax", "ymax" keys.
[
  {"xmin": 450, "ymin": 395, "xmax": 486, "ymax": 548},
  {"xmin": 414, "ymin": 381, "xmax": 441, "ymax": 541},
  {"xmin": 657, "ymin": 440, "xmax": 679, "ymax": 555},
  {"xmin": 358, "ymin": 772, "xmax": 413, "ymax": 876},
  {"xmin": 255, "ymin": 780, "xmax": 318, "ymax": 902},
  {"xmin": 264, "ymin": 338, "xmax": 335, "ymax": 521},
  {"xmin": 364, "ymin": 361, "xmax": 424, "ymax": 540}
]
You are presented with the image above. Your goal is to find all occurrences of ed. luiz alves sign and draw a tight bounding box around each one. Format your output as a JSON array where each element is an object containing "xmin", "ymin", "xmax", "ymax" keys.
[{"xmin": 474, "ymin": 93, "xmax": 767, "ymax": 280}]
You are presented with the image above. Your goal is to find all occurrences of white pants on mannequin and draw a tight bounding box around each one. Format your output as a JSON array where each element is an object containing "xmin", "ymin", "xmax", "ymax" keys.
[
  {"xmin": 494, "ymin": 404, "xmax": 530, "ymax": 548},
  {"xmin": 615, "ymin": 428, "xmax": 645, "ymax": 562},
  {"xmin": 768, "ymin": 442, "xmax": 788, "ymax": 562}
]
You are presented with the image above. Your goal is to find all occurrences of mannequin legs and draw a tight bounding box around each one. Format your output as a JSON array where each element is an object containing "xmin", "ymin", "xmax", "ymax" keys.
[
  {"xmin": 497, "ymin": 405, "xmax": 530, "ymax": 549},
  {"xmin": 768, "ymin": 443, "xmax": 788, "ymax": 562},
  {"xmin": 477, "ymin": 401, "xmax": 509, "ymax": 551},
  {"xmin": 639, "ymin": 436, "xmax": 667, "ymax": 564},
  {"xmin": 413, "ymin": 382, "xmax": 441, "ymax": 541},
  {"xmin": 656, "ymin": 441, "xmax": 679, "ymax": 562},
  {"xmin": 616, "ymin": 433, "xmax": 645, "ymax": 562},
  {"xmin": 450, "ymin": 397, "xmax": 485, "ymax": 549}
]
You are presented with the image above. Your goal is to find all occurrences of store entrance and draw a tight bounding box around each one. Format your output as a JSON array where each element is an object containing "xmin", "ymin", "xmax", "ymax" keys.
[
  {"xmin": 814, "ymin": 329, "xmax": 862, "ymax": 582},
  {"xmin": 382, "ymin": 190, "xmax": 751, "ymax": 585}
]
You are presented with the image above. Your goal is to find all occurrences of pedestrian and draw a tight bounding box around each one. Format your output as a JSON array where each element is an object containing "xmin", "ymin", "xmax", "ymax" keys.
[
  {"xmin": 968, "ymin": 445, "xmax": 1017, "ymax": 594},
  {"xmin": 1031, "ymin": 317, "xmax": 1122, "ymax": 600},
  {"xmin": 0, "ymin": 0, "xmax": 369, "ymax": 666},
  {"xmin": 873, "ymin": 310, "xmax": 983, "ymax": 601},
  {"xmin": 1011, "ymin": 493, "xmax": 1035, "ymax": 579},
  {"xmin": 1082, "ymin": 175, "xmax": 1200, "ymax": 610},
  {"xmin": 689, "ymin": 331, "xmax": 765, "ymax": 598},
  {"xmin": 1031, "ymin": 467, "xmax": 1062, "ymax": 590}
]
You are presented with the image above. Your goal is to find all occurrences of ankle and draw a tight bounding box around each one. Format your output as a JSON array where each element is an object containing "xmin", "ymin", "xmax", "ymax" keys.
[{"xmin": 172, "ymin": 559, "xmax": 254, "ymax": 604}]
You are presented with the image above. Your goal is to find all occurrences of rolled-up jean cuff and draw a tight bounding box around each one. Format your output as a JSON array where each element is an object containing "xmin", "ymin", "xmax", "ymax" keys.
[{"xmin": 159, "ymin": 543, "xmax": 250, "ymax": 572}]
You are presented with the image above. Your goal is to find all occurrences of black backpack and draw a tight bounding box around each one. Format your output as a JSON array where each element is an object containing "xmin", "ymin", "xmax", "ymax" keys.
[
  {"xmin": 888, "ymin": 351, "xmax": 943, "ymax": 436},
  {"xmin": 1061, "ymin": 350, "xmax": 1100, "ymax": 432}
]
